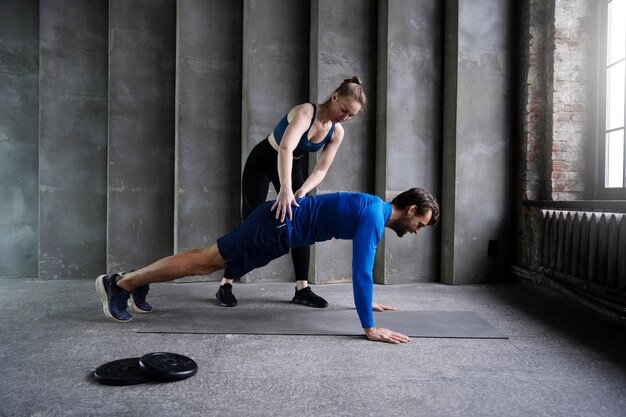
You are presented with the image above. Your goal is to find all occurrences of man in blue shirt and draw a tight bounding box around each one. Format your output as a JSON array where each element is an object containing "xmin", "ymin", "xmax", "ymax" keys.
[{"xmin": 96, "ymin": 187, "xmax": 439, "ymax": 344}]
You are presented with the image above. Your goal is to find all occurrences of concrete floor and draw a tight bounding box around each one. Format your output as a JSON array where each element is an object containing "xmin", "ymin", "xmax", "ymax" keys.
[{"xmin": 1, "ymin": 278, "xmax": 625, "ymax": 417}]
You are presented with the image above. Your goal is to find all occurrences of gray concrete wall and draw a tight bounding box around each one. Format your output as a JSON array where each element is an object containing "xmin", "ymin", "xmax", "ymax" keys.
[
  {"xmin": 39, "ymin": 0, "xmax": 108, "ymax": 279},
  {"xmin": 310, "ymin": 0, "xmax": 378, "ymax": 284},
  {"xmin": 107, "ymin": 0, "xmax": 176, "ymax": 272},
  {"xmin": 375, "ymin": 0, "xmax": 443, "ymax": 284},
  {"xmin": 441, "ymin": 0, "xmax": 512, "ymax": 284},
  {"xmin": 0, "ymin": 0, "xmax": 39, "ymax": 278},
  {"xmin": 175, "ymin": 0, "xmax": 243, "ymax": 281},
  {"xmin": 2, "ymin": 1, "xmax": 515, "ymax": 286},
  {"xmin": 240, "ymin": 0, "xmax": 309, "ymax": 282}
]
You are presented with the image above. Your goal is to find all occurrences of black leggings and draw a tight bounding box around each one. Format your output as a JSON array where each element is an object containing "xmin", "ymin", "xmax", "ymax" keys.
[{"xmin": 224, "ymin": 138, "xmax": 309, "ymax": 280}]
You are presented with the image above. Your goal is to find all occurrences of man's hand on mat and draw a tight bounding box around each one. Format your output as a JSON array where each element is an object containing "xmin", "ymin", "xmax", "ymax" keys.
[
  {"xmin": 364, "ymin": 327, "xmax": 411, "ymax": 344},
  {"xmin": 371, "ymin": 302, "xmax": 397, "ymax": 312}
]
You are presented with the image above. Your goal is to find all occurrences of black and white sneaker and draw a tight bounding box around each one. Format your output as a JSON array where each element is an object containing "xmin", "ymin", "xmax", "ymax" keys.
[
  {"xmin": 95, "ymin": 274, "xmax": 132, "ymax": 322},
  {"xmin": 291, "ymin": 286, "xmax": 328, "ymax": 308},
  {"xmin": 128, "ymin": 284, "xmax": 152, "ymax": 314},
  {"xmin": 216, "ymin": 283, "xmax": 238, "ymax": 307}
]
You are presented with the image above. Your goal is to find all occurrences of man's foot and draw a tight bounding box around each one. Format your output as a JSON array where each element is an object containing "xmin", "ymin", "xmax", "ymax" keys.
[
  {"xmin": 95, "ymin": 274, "xmax": 132, "ymax": 322},
  {"xmin": 291, "ymin": 286, "xmax": 328, "ymax": 308},
  {"xmin": 128, "ymin": 284, "xmax": 152, "ymax": 314},
  {"xmin": 216, "ymin": 283, "xmax": 238, "ymax": 307}
]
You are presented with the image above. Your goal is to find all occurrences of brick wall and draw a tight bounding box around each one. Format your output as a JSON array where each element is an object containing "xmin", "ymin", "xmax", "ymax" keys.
[
  {"xmin": 549, "ymin": 0, "xmax": 592, "ymax": 200},
  {"xmin": 520, "ymin": 0, "xmax": 550, "ymax": 201},
  {"xmin": 517, "ymin": 0, "xmax": 594, "ymax": 268},
  {"xmin": 520, "ymin": 0, "xmax": 592, "ymax": 202}
]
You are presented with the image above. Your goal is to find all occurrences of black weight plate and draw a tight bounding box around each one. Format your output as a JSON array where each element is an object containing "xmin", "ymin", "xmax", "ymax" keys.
[
  {"xmin": 93, "ymin": 357, "xmax": 149, "ymax": 386},
  {"xmin": 139, "ymin": 352, "xmax": 198, "ymax": 381}
]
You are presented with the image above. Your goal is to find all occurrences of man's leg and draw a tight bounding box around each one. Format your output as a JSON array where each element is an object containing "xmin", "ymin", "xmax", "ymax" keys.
[
  {"xmin": 96, "ymin": 245, "xmax": 226, "ymax": 322},
  {"xmin": 117, "ymin": 245, "xmax": 225, "ymax": 291}
]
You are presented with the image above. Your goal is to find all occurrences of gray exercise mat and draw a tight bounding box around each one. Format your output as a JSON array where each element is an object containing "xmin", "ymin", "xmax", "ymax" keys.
[{"xmin": 138, "ymin": 308, "xmax": 507, "ymax": 339}]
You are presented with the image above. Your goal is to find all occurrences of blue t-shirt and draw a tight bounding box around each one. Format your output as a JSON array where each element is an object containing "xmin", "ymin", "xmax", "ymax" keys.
[{"xmin": 285, "ymin": 192, "xmax": 392, "ymax": 328}]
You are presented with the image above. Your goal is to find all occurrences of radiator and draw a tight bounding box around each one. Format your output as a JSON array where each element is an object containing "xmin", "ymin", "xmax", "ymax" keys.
[{"xmin": 540, "ymin": 210, "xmax": 626, "ymax": 292}]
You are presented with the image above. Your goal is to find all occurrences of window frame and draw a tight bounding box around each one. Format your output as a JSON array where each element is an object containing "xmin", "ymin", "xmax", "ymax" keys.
[{"xmin": 598, "ymin": 0, "xmax": 626, "ymax": 199}]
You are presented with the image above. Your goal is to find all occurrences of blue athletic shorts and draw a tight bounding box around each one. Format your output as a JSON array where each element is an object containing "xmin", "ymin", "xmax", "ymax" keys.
[{"xmin": 217, "ymin": 201, "xmax": 290, "ymax": 279}]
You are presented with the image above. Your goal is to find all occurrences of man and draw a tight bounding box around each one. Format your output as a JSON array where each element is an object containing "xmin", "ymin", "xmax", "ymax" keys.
[{"xmin": 96, "ymin": 187, "xmax": 439, "ymax": 344}]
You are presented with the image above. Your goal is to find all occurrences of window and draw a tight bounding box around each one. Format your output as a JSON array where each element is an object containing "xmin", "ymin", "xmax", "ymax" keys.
[{"xmin": 600, "ymin": 0, "xmax": 626, "ymax": 198}]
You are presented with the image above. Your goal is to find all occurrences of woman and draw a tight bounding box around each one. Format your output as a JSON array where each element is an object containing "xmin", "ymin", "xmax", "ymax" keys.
[{"xmin": 217, "ymin": 76, "xmax": 366, "ymax": 308}]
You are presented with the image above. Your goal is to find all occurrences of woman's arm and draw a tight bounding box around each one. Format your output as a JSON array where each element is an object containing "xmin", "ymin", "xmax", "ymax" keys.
[
  {"xmin": 272, "ymin": 104, "xmax": 314, "ymax": 221},
  {"xmin": 295, "ymin": 124, "xmax": 345, "ymax": 197}
]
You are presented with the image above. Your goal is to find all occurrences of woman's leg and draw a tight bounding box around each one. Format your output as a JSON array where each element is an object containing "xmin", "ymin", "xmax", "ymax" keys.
[
  {"xmin": 287, "ymin": 160, "xmax": 311, "ymax": 285},
  {"xmin": 281, "ymin": 159, "xmax": 327, "ymax": 307},
  {"xmin": 241, "ymin": 142, "xmax": 274, "ymax": 218},
  {"xmin": 222, "ymin": 140, "xmax": 273, "ymax": 283},
  {"xmin": 217, "ymin": 140, "xmax": 275, "ymax": 307}
]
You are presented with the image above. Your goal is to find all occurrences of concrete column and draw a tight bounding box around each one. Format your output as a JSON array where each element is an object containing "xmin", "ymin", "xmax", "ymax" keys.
[
  {"xmin": 240, "ymin": 0, "xmax": 309, "ymax": 282},
  {"xmin": 0, "ymin": 0, "xmax": 39, "ymax": 278},
  {"xmin": 107, "ymin": 0, "xmax": 176, "ymax": 272},
  {"xmin": 39, "ymin": 0, "xmax": 108, "ymax": 279},
  {"xmin": 375, "ymin": 0, "xmax": 443, "ymax": 284},
  {"xmin": 175, "ymin": 0, "xmax": 242, "ymax": 280},
  {"xmin": 309, "ymin": 0, "xmax": 377, "ymax": 284},
  {"xmin": 441, "ymin": 0, "xmax": 512, "ymax": 284}
]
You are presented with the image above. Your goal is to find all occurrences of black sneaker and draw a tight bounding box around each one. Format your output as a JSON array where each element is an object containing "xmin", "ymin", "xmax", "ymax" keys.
[
  {"xmin": 95, "ymin": 274, "xmax": 132, "ymax": 322},
  {"xmin": 291, "ymin": 286, "xmax": 328, "ymax": 308},
  {"xmin": 216, "ymin": 283, "xmax": 238, "ymax": 307},
  {"xmin": 128, "ymin": 284, "xmax": 152, "ymax": 314}
]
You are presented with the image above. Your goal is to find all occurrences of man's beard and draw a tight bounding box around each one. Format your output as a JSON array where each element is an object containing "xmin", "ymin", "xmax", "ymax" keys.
[{"xmin": 392, "ymin": 217, "xmax": 412, "ymax": 237}]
